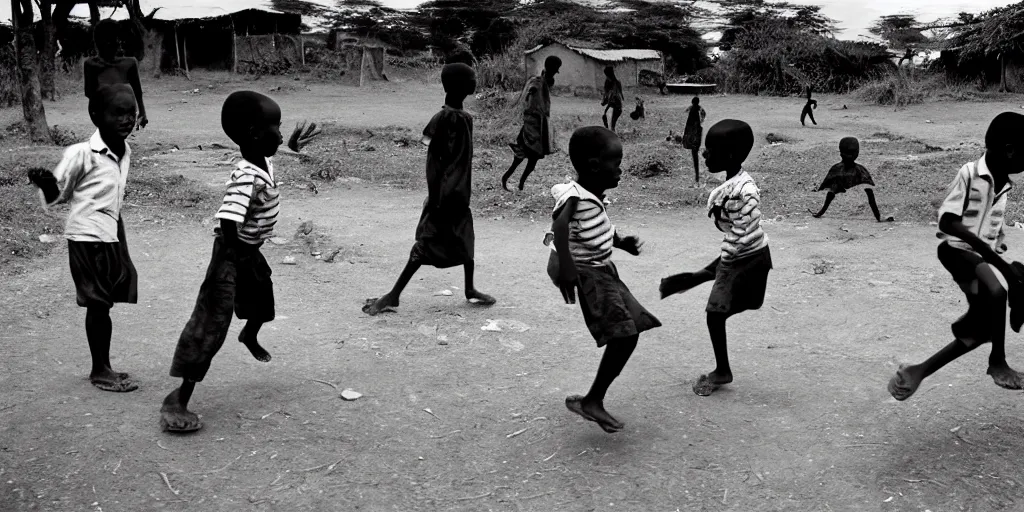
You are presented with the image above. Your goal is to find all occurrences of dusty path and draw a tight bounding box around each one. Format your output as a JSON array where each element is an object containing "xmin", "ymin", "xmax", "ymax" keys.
[{"xmin": 3, "ymin": 179, "xmax": 1024, "ymax": 511}]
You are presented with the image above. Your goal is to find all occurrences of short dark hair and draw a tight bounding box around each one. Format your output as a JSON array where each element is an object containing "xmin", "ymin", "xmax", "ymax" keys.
[
  {"xmin": 544, "ymin": 56, "xmax": 562, "ymax": 70},
  {"xmin": 93, "ymin": 19, "xmax": 118, "ymax": 46},
  {"xmin": 986, "ymin": 112, "xmax": 1024, "ymax": 150},
  {"xmin": 569, "ymin": 126, "xmax": 616, "ymax": 173},
  {"xmin": 221, "ymin": 91, "xmax": 278, "ymax": 146}
]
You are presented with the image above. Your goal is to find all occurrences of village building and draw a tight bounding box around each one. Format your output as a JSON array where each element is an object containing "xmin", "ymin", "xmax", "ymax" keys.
[{"xmin": 524, "ymin": 41, "xmax": 663, "ymax": 91}]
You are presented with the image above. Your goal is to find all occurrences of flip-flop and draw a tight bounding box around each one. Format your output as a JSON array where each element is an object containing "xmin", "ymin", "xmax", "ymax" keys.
[
  {"xmin": 91, "ymin": 377, "xmax": 138, "ymax": 393},
  {"xmin": 565, "ymin": 395, "xmax": 622, "ymax": 433},
  {"xmin": 887, "ymin": 364, "xmax": 918, "ymax": 401},
  {"xmin": 160, "ymin": 415, "xmax": 203, "ymax": 433},
  {"xmin": 692, "ymin": 374, "xmax": 720, "ymax": 397},
  {"xmin": 466, "ymin": 295, "xmax": 496, "ymax": 306}
]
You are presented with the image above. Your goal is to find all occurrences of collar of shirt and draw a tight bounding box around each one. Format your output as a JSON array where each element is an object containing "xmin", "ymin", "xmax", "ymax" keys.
[
  {"xmin": 237, "ymin": 157, "xmax": 276, "ymax": 185},
  {"xmin": 707, "ymin": 170, "xmax": 753, "ymax": 210},
  {"xmin": 976, "ymin": 153, "xmax": 1013, "ymax": 197},
  {"xmin": 88, "ymin": 130, "xmax": 131, "ymax": 165}
]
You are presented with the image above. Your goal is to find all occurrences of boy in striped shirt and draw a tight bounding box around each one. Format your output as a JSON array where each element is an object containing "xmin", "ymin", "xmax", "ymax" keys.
[
  {"xmin": 889, "ymin": 112, "xmax": 1024, "ymax": 400},
  {"xmin": 660, "ymin": 119, "xmax": 772, "ymax": 396},
  {"xmin": 160, "ymin": 91, "xmax": 287, "ymax": 433},
  {"xmin": 548, "ymin": 126, "xmax": 661, "ymax": 433}
]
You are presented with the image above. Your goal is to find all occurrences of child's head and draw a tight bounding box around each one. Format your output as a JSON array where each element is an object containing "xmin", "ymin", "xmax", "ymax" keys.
[
  {"xmin": 692, "ymin": 96, "xmax": 700, "ymax": 106},
  {"xmin": 569, "ymin": 126, "xmax": 623, "ymax": 191},
  {"xmin": 89, "ymin": 84, "xmax": 137, "ymax": 139},
  {"xmin": 703, "ymin": 119, "xmax": 753, "ymax": 174},
  {"xmin": 544, "ymin": 56, "xmax": 561, "ymax": 84},
  {"xmin": 985, "ymin": 112, "xmax": 1024, "ymax": 174},
  {"xmin": 221, "ymin": 91, "xmax": 283, "ymax": 157},
  {"xmin": 440, "ymin": 63, "xmax": 476, "ymax": 99},
  {"xmin": 839, "ymin": 137, "xmax": 859, "ymax": 161},
  {"xmin": 93, "ymin": 19, "xmax": 119, "ymax": 58},
  {"xmin": 604, "ymin": 65, "xmax": 615, "ymax": 78}
]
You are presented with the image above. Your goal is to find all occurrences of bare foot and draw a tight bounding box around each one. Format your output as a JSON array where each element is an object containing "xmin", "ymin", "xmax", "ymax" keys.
[
  {"xmin": 692, "ymin": 371, "xmax": 732, "ymax": 396},
  {"xmin": 888, "ymin": 364, "xmax": 920, "ymax": 401},
  {"xmin": 239, "ymin": 332, "xmax": 271, "ymax": 362},
  {"xmin": 565, "ymin": 395, "xmax": 622, "ymax": 433},
  {"xmin": 362, "ymin": 294, "xmax": 399, "ymax": 316},
  {"xmin": 880, "ymin": 216, "xmax": 895, "ymax": 222},
  {"xmin": 466, "ymin": 289, "xmax": 496, "ymax": 306},
  {"xmin": 90, "ymin": 369, "xmax": 138, "ymax": 392},
  {"xmin": 807, "ymin": 209, "xmax": 823, "ymax": 218},
  {"xmin": 160, "ymin": 390, "xmax": 202, "ymax": 433},
  {"xmin": 987, "ymin": 364, "xmax": 1024, "ymax": 390}
]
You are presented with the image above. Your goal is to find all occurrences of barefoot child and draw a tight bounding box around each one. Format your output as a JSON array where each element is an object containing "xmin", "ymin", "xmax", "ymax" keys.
[
  {"xmin": 84, "ymin": 19, "xmax": 148, "ymax": 130},
  {"xmin": 27, "ymin": 84, "xmax": 139, "ymax": 392},
  {"xmin": 362, "ymin": 64, "xmax": 496, "ymax": 316},
  {"xmin": 502, "ymin": 56, "xmax": 561, "ymax": 191},
  {"xmin": 548, "ymin": 126, "xmax": 661, "ymax": 433},
  {"xmin": 600, "ymin": 66, "xmax": 624, "ymax": 132},
  {"xmin": 659, "ymin": 119, "xmax": 772, "ymax": 396},
  {"xmin": 808, "ymin": 137, "xmax": 894, "ymax": 222},
  {"xmin": 888, "ymin": 112, "xmax": 1024, "ymax": 401},
  {"xmin": 682, "ymin": 96, "xmax": 706, "ymax": 185},
  {"xmin": 160, "ymin": 91, "xmax": 284, "ymax": 432},
  {"xmin": 800, "ymin": 86, "xmax": 816, "ymax": 127}
]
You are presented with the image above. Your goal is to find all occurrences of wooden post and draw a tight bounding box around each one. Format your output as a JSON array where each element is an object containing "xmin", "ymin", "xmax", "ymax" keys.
[
  {"xmin": 183, "ymin": 34, "xmax": 189, "ymax": 74},
  {"xmin": 300, "ymin": 36, "xmax": 305, "ymax": 66},
  {"xmin": 173, "ymin": 25, "xmax": 181, "ymax": 71},
  {"xmin": 231, "ymin": 20, "xmax": 238, "ymax": 73}
]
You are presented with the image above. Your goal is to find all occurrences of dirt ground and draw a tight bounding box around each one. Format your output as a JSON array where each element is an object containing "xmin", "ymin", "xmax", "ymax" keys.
[{"xmin": 3, "ymin": 72, "xmax": 1024, "ymax": 511}]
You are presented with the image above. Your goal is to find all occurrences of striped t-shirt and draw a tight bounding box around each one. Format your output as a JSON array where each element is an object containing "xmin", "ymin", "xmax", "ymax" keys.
[
  {"xmin": 936, "ymin": 155, "xmax": 1011, "ymax": 253},
  {"xmin": 215, "ymin": 158, "xmax": 280, "ymax": 245},
  {"xmin": 550, "ymin": 181, "xmax": 615, "ymax": 266},
  {"xmin": 707, "ymin": 171, "xmax": 768, "ymax": 261}
]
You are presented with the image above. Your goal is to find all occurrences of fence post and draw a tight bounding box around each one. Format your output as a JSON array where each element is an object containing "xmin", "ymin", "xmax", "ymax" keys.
[
  {"xmin": 173, "ymin": 24, "xmax": 180, "ymax": 72},
  {"xmin": 231, "ymin": 19, "xmax": 237, "ymax": 73}
]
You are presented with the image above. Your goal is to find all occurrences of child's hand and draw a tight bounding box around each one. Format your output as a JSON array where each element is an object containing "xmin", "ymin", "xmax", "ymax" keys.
[
  {"xmin": 137, "ymin": 114, "xmax": 148, "ymax": 130},
  {"xmin": 1008, "ymin": 261, "xmax": 1024, "ymax": 288},
  {"xmin": 617, "ymin": 235, "xmax": 644, "ymax": 256},
  {"xmin": 708, "ymin": 204, "xmax": 722, "ymax": 220},
  {"xmin": 556, "ymin": 268, "xmax": 579, "ymax": 305},
  {"xmin": 27, "ymin": 167, "xmax": 59, "ymax": 204},
  {"xmin": 288, "ymin": 121, "xmax": 322, "ymax": 153}
]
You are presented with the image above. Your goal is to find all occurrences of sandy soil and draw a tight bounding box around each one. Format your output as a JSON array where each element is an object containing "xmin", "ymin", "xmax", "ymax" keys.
[{"xmin": 3, "ymin": 72, "xmax": 1024, "ymax": 511}]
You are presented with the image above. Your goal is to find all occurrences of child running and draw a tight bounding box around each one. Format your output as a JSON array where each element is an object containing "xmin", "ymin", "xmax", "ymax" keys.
[
  {"xmin": 808, "ymin": 137, "xmax": 894, "ymax": 222},
  {"xmin": 659, "ymin": 119, "xmax": 772, "ymax": 396},
  {"xmin": 800, "ymin": 86, "xmax": 817, "ymax": 127},
  {"xmin": 600, "ymin": 65, "xmax": 624, "ymax": 132},
  {"xmin": 28, "ymin": 84, "xmax": 139, "ymax": 392},
  {"xmin": 548, "ymin": 126, "xmax": 661, "ymax": 433},
  {"xmin": 160, "ymin": 91, "xmax": 286, "ymax": 432},
  {"xmin": 84, "ymin": 19, "xmax": 148, "ymax": 130},
  {"xmin": 363, "ymin": 63, "xmax": 496, "ymax": 316},
  {"xmin": 502, "ymin": 56, "xmax": 561, "ymax": 192},
  {"xmin": 888, "ymin": 112, "xmax": 1024, "ymax": 400}
]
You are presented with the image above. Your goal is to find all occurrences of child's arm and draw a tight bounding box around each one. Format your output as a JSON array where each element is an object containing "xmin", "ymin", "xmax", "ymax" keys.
[
  {"xmin": 940, "ymin": 213, "xmax": 1021, "ymax": 282},
  {"xmin": 127, "ymin": 60, "xmax": 147, "ymax": 127},
  {"xmin": 552, "ymin": 197, "xmax": 580, "ymax": 304},
  {"xmin": 30, "ymin": 146, "xmax": 88, "ymax": 208},
  {"xmin": 424, "ymin": 121, "xmax": 452, "ymax": 210},
  {"xmin": 613, "ymin": 232, "xmax": 643, "ymax": 256}
]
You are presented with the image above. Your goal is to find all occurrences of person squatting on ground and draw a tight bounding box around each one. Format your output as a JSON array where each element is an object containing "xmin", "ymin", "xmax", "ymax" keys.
[
  {"xmin": 809, "ymin": 137, "xmax": 895, "ymax": 222},
  {"xmin": 502, "ymin": 56, "xmax": 561, "ymax": 192},
  {"xmin": 84, "ymin": 19, "xmax": 148, "ymax": 130},
  {"xmin": 888, "ymin": 112, "xmax": 1024, "ymax": 401},
  {"xmin": 28, "ymin": 84, "xmax": 140, "ymax": 393},
  {"xmin": 160, "ymin": 91, "xmax": 288, "ymax": 433},
  {"xmin": 800, "ymin": 86, "xmax": 817, "ymax": 127},
  {"xmin": 362, "ymin": 64, "xmax": 496, "ymax": 316},
  {"xmin": 659, "ymin": 119, "xmax": 773, "ymax": 397},
  {"xmin": 682, "ymin": 96, "xmax": 707, "ymax": 185},
  {"xmin": 546, "ymin": 126, "xmax": 661, "ymax": 433},
  {"xmin": 600, "ymin": 66, "xmax": 624, "ymax": 132}
]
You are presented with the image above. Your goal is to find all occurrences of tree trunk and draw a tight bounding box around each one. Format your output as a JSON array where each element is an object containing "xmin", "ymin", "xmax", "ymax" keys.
[
  {"xmin": 38, "ymin": 0, "xmax": 57, "ymax": 101},
  {"xmin": 12, "ymin": 0, "xmax": 49, "ymax": 142},
  {"xmin": 1000, "ymin": 53, "xmax": 1010, "ymax": 93}
]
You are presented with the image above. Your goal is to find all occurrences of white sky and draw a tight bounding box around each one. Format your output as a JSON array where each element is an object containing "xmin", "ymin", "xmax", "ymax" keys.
[{"xmin": 0, "ymin": 0, "xmax": 1017, "ymax": 40}]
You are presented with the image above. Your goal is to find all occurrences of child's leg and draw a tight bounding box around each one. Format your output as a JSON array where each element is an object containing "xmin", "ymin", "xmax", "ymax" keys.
[
  {"xmin": 568, "ymin": 335, "xmax": 639, "ymax": 432},
  {"xmin": 160, "ymin": 380, "xmax": 202, "ymax": 432},
  {"xmin": 864, "ymin": 189, "xmax": 894, "ymax": 222},
  {"xmin": 691, "ymin": 148, "xmax": 700, "ymax": 183},
  {"xmin": 694, "ymin": 312, "xmax": 732, "ymax": 396},
  {"xmin": 809, "ymin": 110, "xmax": 817, "ymax": 125},
  {"xmin": 239, "ymin": 321, "xmax": 270, "ymax": 362},
  {"xmin": 86, "ymin": 305, "xmax": 137, "ymax": 392},
  {"xmin": 611, "ymin": 108, "xmax": 621, "ymax": 132},
  {"xmin": 660, "ymin": 258, "xmax": 719, "ymax": 299},
  {"xmin": 800, "ymin": 109, "xmax": 807, "ymax": 126},
  {"xmin": 462, "ymin": 260, "xmax": 496, "ymax": 305},
  {"xmin": 363, "ymin": 258, "xmax": 421, "ymax": 315},
  {"xmin": 808, "ymin": 192, "xmax": 836, "ymax": 218},
  {"xmin": 602, "ymin": 106, "xmax": 609, "ymax": 128},
  {"xmin": 517, "ymin": 159, "xmax": 539, "ymax": 191},
  {"xmin": 501, "ymin": 157, "xmax": 525, "ymax": 191}
]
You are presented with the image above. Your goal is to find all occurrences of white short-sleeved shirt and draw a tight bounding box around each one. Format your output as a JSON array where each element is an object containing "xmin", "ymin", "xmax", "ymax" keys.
[
  {"xmin": 50, "ymin": 130, "xmax": 131, "ymax": 242},
  {"xmin": 936, "ymin": 155, "xmax": 1011, "ymax": 253},
  {"xmin": 215, "ymin": 158, "xmax": 280, "ymax": 245},
  {"xmin": 549, "ymin": 180, "xmax": 615, "ymax": 266}
]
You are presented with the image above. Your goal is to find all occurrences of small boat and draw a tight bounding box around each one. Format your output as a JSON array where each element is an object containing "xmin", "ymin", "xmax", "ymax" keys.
[{"xmin": 665, "ymin": 83, "xmax": 717, "ymax": 94}]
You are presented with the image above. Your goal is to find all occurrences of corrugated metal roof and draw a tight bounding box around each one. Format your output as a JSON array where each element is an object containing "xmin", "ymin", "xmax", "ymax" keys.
[{"xmin": 525, "ymin": 42, "xmax": 661, "ymax": 62}]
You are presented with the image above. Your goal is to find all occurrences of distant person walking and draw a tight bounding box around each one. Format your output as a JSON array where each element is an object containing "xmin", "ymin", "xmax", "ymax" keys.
[
  {"xmin": 601, "ymin": 66, "xmax": 624, "ymax": 132},
  {"xmin": 682, "ymin": 96, "xmax": 706, "ymax": 184},
  {"xmin": 502, "ymin": 56, "xmax": 561, "ymax": 192},
  {"xmin": 800, "ymin": 86, "xmax": 817, "ymax": 126}
]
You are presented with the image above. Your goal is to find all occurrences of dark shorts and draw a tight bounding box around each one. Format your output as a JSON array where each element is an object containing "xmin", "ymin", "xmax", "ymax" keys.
[
  {"xmin": 68, "ymin": 218, "xmax": 138, "ymax": 308},
  {"xmin": 548, "ymin": 252, "xmax": 661, "ymax": 347},
  {"xmin": 170, "ymin": 236, "xmax": 274, "ymax": 382},
  {"xmin": 707, "ymin": 246, "xmax": 773, "ymax": 315},
  {"xmin": 938, "ymin": 241, "xmax": 1005, "ymax": 348}
]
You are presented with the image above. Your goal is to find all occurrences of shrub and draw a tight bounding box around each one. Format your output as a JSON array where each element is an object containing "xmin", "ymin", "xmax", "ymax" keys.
[{"xmin": 854, "ymin": 72, "xmax": 927, "ymax": 107}]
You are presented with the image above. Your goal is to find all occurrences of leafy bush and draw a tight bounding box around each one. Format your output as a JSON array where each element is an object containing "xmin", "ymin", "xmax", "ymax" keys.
[{"xmin": 854, "ymin": 72, "xmax": 927, "ymax": 107}]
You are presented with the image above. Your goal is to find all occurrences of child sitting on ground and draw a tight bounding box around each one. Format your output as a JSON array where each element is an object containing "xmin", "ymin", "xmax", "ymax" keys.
[
  {"xmin": 659, "ymin": 119, "xmax": 773, "ymax": 396},
  {"xmin": 808, "ymin": 137, "xmax": 894, "ymax": 222},
  {"xmin": 888, "ymin": 112, "xmax": 1024, "ymax": 401},
  {"xmin": 84, "ymin": 19, "xmax": 148, "ymax": 130},
  {"xmin": 28, "ymin": 84, "xmax": 140, "ymax": 392},
  {"xmin": 362, "ymin": 63, "xmax": 496, "ymax": 316},
  {"xmin": 160, "ymin": 91, "xmax": 294, "ymax": 433},
  {"xmin": 547, "ymin": 126, "xmax": 661, "ymax": 433}
]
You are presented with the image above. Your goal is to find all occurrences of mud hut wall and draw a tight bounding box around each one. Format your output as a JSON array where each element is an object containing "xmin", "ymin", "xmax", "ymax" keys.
[{"xmin": 234, "ymin": 34, "xmax": 302, "ymax": 73}]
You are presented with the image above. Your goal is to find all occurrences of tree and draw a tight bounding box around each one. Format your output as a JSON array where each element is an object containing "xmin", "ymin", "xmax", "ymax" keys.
[
  {"xmin": 11, "ymin": 0, "xmax": 50, "ymax": 142},
  {"xmin": 951, "ymin": 3, "xmax": 1024, "ymax": 92},
  {"xmin": 869, "ymin": 14, "xmax": 930, "ymax": 66},
  {"xmin": 38, "ymin": 0, "xmax": 58, "ymax": 101}
]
